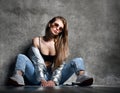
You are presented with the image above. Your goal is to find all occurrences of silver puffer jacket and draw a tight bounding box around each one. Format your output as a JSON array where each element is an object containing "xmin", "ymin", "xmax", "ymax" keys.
[{"xmin": 27, "ymin": 46, "xmax": 65, "ymax": 85}]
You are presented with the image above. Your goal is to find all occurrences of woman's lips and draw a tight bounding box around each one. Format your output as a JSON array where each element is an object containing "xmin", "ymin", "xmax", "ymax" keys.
[{"xmin": 54, "ymin": 30, "xmax": 58, "ymax": 34}]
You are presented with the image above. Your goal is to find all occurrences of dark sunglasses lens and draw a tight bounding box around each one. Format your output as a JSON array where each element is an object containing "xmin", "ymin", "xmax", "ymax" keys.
[
  {"xmin": 59, "ymin": 27, "xmax": 63, "ymax": 31},
  {"xmin": 54, "ymin": 23, "xmax": 59, "ymax": 27}
]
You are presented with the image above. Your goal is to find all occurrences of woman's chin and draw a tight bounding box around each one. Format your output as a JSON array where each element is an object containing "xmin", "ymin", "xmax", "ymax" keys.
[{"xmin": 52, "ymin": 32, "xmax": 59, "ymax": 36}]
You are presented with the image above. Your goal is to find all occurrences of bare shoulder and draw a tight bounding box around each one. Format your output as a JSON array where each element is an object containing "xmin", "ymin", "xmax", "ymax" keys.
[{"xmin": 32, "ymin": 36, "xmax": 40, "ymax": 48}]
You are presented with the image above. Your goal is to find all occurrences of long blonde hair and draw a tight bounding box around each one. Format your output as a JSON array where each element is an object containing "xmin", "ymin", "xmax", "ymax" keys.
[{"xmin": 43, "ymin": 16, "xmax": 69, "ymax": 69}]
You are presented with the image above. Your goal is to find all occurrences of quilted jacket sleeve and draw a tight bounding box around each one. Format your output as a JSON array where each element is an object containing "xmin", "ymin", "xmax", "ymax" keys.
[
  {"xmin": 27, "ymin": 46, "xmax": 46, "ymax": 81},
  {"xmin": 51, "ymin": 62, "xmax": 65, "ymax": 85}
]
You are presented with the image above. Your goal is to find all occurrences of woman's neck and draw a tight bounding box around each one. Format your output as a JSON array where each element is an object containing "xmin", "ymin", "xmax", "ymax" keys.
[
  {"xmin": 43, "ymin": 35, "xmax": 58, "ymax": 42},
  {"xmin": 42, "ymin": 36, "xmax": 55, "ymax": 44}
]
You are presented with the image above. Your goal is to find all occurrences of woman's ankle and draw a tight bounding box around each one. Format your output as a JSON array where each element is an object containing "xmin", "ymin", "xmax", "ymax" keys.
[
  {"xmin": 16, "ymin": 70, "xmax": 23, "ymax": 76},
  {"xmin": 76, "ymin": 70, "xmax": 85, "ymax": 76}
]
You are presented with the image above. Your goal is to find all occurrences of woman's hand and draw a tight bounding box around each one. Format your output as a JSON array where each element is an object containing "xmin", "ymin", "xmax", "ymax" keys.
[
  {"xmin": 41, "ymin": 80, "xmax": 48, "ymax": 87},
  {"xmin": 47, "ymin": 80, "xmax": 56, "ymax": 87},
  {"xmin": 41, "ymin": 80, "xmax": 56, "ymax": 87}
]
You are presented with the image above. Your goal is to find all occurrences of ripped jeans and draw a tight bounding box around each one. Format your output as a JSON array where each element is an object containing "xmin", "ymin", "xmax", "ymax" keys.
[{"xmin": 14, "ymin": 54, "xmax": 85, "ymax": 85}]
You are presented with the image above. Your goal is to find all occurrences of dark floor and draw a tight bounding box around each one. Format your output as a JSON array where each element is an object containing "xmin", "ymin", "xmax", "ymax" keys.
[{"xmin": 0, "ymin": 85, "xmax": 120, "ymax": 93}]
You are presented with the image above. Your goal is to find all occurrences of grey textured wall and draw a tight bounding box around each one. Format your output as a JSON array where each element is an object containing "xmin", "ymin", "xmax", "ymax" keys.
[{"xmin": 0, "ymin": 0, "xmax": 120, "ymax": 86}]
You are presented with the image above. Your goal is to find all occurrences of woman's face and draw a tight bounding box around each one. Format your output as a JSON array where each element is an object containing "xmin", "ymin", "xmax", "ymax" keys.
[{"xmin": 50, "ymin": 19, "xmax": 64, "ymax": 36}]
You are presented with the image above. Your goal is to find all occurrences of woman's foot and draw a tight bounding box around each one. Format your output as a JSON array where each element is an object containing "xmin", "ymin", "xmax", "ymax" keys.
[
  {"xmin": 9, "ymin": 73, "xmax": 25, "ymax": 86},
  {"xmin": 72, "ymin": 75, "xmax": 93, "ymax": 86}
]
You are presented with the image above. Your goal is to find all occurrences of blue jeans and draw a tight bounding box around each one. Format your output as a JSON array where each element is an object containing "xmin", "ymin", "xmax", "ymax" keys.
[{"xmin": 15, "ymin": 54, "xmax": 85, "ymax": 85}]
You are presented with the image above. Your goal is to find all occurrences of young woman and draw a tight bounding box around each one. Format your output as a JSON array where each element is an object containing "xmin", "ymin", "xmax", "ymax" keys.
[{"xmin": 9, "ymin": 16, "xmax": 93, "ymax": 87}]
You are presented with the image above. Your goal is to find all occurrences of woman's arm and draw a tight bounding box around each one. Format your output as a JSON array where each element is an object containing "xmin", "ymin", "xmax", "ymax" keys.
[
  {"xmin": 51, "ymin": 62, "xmax": 65, "ymax": 85},
  {"xmin": 27, "ymin": 37, "xmax": 46, "ymax": 82}
]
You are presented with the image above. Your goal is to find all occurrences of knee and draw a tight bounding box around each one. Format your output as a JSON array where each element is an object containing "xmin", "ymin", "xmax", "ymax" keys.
[
  {"xmin": 18, "ymin": 54, "xmax": 25, "ymax": 58},
  {"xmin": 72, "ymin": 57, "xmax": 84, "ymax": 64},
  {"xmin": 17, "ymin": 54, "xmax": 27, "ymax": 60}
]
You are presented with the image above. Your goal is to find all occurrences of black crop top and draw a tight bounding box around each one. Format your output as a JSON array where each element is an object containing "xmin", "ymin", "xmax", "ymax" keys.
[
  {"xmin": 40, "ymin": 51, "xmax": 55, "ymax": 62},
  {"xmin": 39, "ymin": 37, "xmax": 55, "ymax": 62}
]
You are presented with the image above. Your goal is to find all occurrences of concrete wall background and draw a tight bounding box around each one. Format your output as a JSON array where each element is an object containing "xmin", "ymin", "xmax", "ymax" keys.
[{"xmin": 0, "ymin": 0, "xmax": 120, "ymax": 86}]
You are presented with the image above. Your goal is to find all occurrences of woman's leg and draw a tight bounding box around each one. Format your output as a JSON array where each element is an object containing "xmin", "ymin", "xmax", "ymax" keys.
[
  {"xmin": 59, "ymin": 58, "xmax": 85, "ymax": 85},
  {"xmin": 10, "ymin": 54, "xmax": 40, "ymax": 85}
]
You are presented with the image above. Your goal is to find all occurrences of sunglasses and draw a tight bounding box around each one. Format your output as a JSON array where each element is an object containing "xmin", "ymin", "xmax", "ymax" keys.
[{"xmin": 51, "ymin": 23, "xmax": 63, "ymax": 32}]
